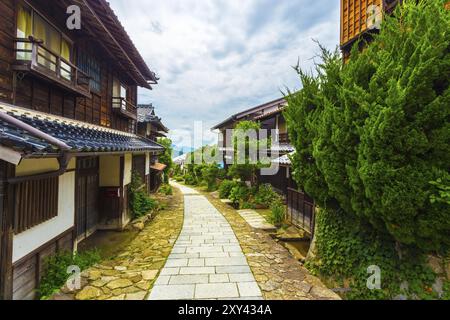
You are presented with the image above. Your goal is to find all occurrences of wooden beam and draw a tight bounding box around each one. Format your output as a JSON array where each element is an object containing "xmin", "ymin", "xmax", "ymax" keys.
[
  {"xmin": 0, "ymin": 161, "xmax": 14, "ymax": 300},
  {"xmin": 78, "ymin": 0, "xmax": 151, "ymax": 88},
  {"xmin": 0, "ymin": 147, "xmax": 21, "ymax": 166}
]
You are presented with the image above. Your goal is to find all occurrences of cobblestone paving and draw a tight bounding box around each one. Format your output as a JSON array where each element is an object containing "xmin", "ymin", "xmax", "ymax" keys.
[
  {"xmin": 148, "ymin": 182, "xmax": 263, "ymax": 300},
  {"xmin": 52, "ymin": 188, "xmax": 184, "ymax": 300},
  {"xmin": 203, "ymin": 191, "xmax": 341, "ymax": 300}
]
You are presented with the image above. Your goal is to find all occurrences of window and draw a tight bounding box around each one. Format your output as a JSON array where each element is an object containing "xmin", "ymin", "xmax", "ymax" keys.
[
  {"xmin": 16, "ymin": 4, "xmax": 32, "ymax": 60},
  {"xmin": 14, "ymin": 176, "xmax": 59, "ymax": 234},
  {"xmin": 113, "ymin": 77, "xmax": 127, "ymax": 99},
  {"xmin": 132, "ymin": 155, "xmax": 146, "ymax": 186},
  {"xmin": 113, "ymin": 77, "xmax": 128, "ymax": 110},
  {"xmin": 16, "ymin": 3, "xmax": 73, "ymax": 80},
  {"xmin": 77, "ymin": 52, "xmax": 101, "ymax": 92}
]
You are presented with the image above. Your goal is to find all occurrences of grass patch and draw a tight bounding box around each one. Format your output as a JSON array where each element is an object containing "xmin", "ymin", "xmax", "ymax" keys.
[{"xmin": 38, "ymin": 250, "xmax": 101, "ymax": 300}]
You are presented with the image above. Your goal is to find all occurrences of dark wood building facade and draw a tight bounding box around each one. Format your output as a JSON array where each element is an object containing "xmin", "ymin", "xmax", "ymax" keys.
[
  {"xmin": 0, "ymin": 0, "xmax": 164, "ymax": 300},
  {"xmin": 340, "ymin": 0, "xmax": 402, "ymax": 58}
]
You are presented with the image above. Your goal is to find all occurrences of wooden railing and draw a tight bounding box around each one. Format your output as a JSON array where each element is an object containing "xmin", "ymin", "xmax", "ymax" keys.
[
  {"xmin": 287, "ymin": 188, "xmax": 315, "ymax": 237},
  {"xmin": 112, "ymin": 97, "xmax": 137, "ymax": 120},
  {"xmin": 14, "ymin": 38, "xmax": 91, "ymax": 96}
]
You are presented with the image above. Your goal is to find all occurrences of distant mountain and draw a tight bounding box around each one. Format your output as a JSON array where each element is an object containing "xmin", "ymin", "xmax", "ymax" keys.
[{"xmin": 171, "ymin": 145, "xmax": 194, "ymax": 157}]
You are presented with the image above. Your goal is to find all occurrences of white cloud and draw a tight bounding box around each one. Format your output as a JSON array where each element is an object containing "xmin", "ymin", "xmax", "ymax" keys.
[{"xmin": 108, "ymin": 0, "xmax": 340, "ymax": 147}]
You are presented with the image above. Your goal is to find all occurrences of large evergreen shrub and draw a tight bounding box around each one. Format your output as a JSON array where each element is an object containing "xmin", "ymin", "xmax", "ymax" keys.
[{"xmin": 285, "ymin": 0, "xmax": 450, "ymax": 252}]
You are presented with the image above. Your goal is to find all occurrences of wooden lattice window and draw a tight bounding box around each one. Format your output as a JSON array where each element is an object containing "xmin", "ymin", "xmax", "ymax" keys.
[
  {"xmin": 77, "ymin": 51, "xmax": 101, "ymax": 93},
  {"xmin": 14, "ymin": 177, "xmax": 59, "ymax": 234},
  {"xmin": 132, "ymin": 155, "xmax": 146, "ymax": 186}
]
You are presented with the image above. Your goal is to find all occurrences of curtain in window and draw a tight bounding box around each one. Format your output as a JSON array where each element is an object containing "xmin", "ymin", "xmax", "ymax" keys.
[
  {"xmin": 60, "ymin": 39, "xmax": 72, "ymax": 80},
  {"xmin": 112, "ymin": 77, "xmax": 121, "ymax": 109},
  {"xmin": 113, "ymin": 77, "xmax": 120, "ymax": 97},
  {"xmin": 34, "ymin": 15, "xmax": 60, "ymax": 72},
  {"xmin": 16, "ymin": 5, "xmax": 32, "ymax": 60},
  {"xmin": 120, "ymin": 85, "xmax": 127, "ymax": 99}
]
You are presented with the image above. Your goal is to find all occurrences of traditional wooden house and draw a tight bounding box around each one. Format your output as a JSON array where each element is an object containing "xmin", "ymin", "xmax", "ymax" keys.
[
  {"xmin": 137, "ymin": 104, "xmax": 168, "ymax": 192},
  {"xmin": 212, "ymin": 97, "xmax": 295, "ymax": 194},
  {"xmin": 212, "ymin": 98, "xmax": 316, "ymax": 237},
  {"xmin": 0, "ymin": 0, "xmax": 164, "ymax": 300},
  {"xmin": 340, "ymin": 0, "xmax": 401, "ymax": 59}
]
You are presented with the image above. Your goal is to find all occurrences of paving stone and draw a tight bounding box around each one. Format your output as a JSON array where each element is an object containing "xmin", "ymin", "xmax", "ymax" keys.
[
  {"xmin": 75, "ymin": 286, "xmax": 102, "ymax": 300},
  {"xmin": 209, "ymin": 274, "xmax": 229, "ymax": 283},
  {"xmin": 195, "ymin": 283, "xmax": 239, "ymax": 299},
  {"xmin": 169, "ymin": 253, "xmax": 199, "ymax": 259},
  {"xmin": 228, "ymin": 273, "xmax": 256, "ymax": 283},
  {"xmin": 141, "ymin": 270, "xmax": 159, "ymax": 281},
  {"xmin": 199, "ymin": 252, "xmax": 230, "ymax": 258},
  {"xmin": 188, "ymin": 259, "xmax": 205, "ymax": 267},
  {"xmin": 154, "ymin": 276, "xmax": 170, "ymax": 286},
  {"xmin": 125, "ymin": 291, "xmax": 147, "ymax": 300},
  {"xmin": 238, "ymin": 282, "xmax": 263, "ymax": 297},
  {"xmin": 169, "ymin": 275, "xmax": 209, "ymax": 285},
  {"xmin": 165, "ymin": 259, "xmax": 188, "ymax": 267},
  {"xmin": 205, "ymin": 257, "xmax": 248, "ymax": 267},
  {"xmin": 149, "ymin": 285, "xmax": 195, "ymax": 300},
  {"xmin": 216, "ymin": 266, "xmax": 252, "ymax": 274},
  {"xmin": 179, "ymin": 267, "xmax": 215, "ymax": 275},
  {"xmin": 160, "ymin": 268, "xmax": 180, "ymax": 276},
  {"xmin": 106, "ymin": 279, "xmax": 133, "ymax": 290}
]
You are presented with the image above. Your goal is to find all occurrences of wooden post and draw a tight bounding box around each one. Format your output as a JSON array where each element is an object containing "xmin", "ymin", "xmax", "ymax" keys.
[{"xmin": 0, "ymin": 161, "xmax": 14, "ymax": 300}]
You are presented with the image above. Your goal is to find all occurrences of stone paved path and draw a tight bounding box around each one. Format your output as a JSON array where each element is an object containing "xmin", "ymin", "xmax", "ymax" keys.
[
  {"xmin": 52, "ymin": 188, "xmax": 184, "ymax": 300},
  {"xmin": 237, "ymin": 209, "xmax": 276, "ymax": 231},
  {"xmin": 148, "ymin": 182, "xmax": 263, "ymax": 300},
  {"xmin": 205, "ymin": 192, "xmax": 341, "ymax": 300}
]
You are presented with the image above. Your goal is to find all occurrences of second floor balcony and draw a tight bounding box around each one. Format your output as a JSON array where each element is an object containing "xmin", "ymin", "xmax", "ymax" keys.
[
  {"xmin": 13, "ymin": 38, "xmax": 91, "ymax": 98},
  {"xmin": 112, "ymin": 97, "xmax": 137, "ymax": 121}
]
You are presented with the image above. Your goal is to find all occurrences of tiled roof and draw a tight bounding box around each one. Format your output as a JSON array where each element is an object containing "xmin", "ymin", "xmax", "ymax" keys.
[
  {"xmin": 271, "ymin": 143, "xmax": 295, "ymax": 153},
  {"xmin": 253, "ymin": 107, "xmax": 286, "ymax": 121},
  {"xmin": 271, "ymin": 152, "xmax": 294, "ymax": 166},
  {"xmin": 137, "ymin": 104, "xmax": 169, "ymax": 133},
  {"xmin": 0, "ymin": 104, "xmax": 164, "ymax": 155},
  {"xmin": 212, "ymin": 97, "xmax": 287, "ymax": 130}
]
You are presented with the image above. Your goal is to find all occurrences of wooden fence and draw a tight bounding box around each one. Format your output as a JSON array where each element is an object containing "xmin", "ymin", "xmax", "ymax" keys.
[{"xmin": 287, "ymin": 188, "xmax": 316, "ymax": 238}]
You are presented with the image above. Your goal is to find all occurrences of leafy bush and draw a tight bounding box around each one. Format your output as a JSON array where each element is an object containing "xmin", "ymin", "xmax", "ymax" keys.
[
  {"xmin": 269, "ymin": 196, "xmax": 286, "ymax": 226},
  {"xmin": 38, "ymin": 250, "xmax": 101, "ymax": 299},
  {"xmin": 229, "ymin": 184, "xmax": 256, "ymax": 209},
  {"xmin": 159, "ymin": 184, "xmax": 173, "ymax": 196},
  {"xmin": 202, "ymin": 163, "xmax": 220, "ymax": 191},
  {"xmin": 173, "ymin": 175, "xmax": 184, "ymax": 182},
  {"xmin": 184, "ymin": 173, "xmax": 197, "ymax": 186},
  {"xmin": 129, "ymin": 171, "xmax": 158, "ymax": 218},
  {"xmin": 285, "ymin": 0, "xmax": 450, "ymax": 252},
  {"xmin": 430, "ymin": 178, "xmax": 450, "ymax": 205},
  {"xmin": 307, "ymin": 208, "xmax": 439, "ymax": 300},
  {"xmin": 218, "ymin": 180, "xmax": 238, "ymax": 199},
  {"xmin": 255, "ymin": 184, "xmax": 278, "ymax": 208}
]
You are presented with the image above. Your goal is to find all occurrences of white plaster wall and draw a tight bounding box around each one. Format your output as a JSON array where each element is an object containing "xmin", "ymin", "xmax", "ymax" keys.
[
  {"xmin": 145, "ymin": 153, "xmax": 150, "ymax": 175},
  {"xmin": 12, "ymin": 171, "xmax": 75, "ymax": 263},
  {"xmin": 99, "ymin": 155, "xmax": 121, "ymax": 187},
  {"xmin": 123, "ymin": 154, "xmax": 132, "ymax": 186}
]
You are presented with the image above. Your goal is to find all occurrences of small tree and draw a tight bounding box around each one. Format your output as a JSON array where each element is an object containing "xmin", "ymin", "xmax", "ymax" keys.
[
  {"xmin": 228, "ymin": 121, "xmax": 267, "ymax": 186},
  {"xmin": 157, "ymin": 137, "xmax": 173, "ymax": 184},
  {"xmin": 202, "ymin": 163, "xmax": 221, "ymax": 191}
]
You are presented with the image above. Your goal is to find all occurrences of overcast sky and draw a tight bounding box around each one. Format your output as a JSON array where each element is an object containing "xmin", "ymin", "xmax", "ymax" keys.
[{"xmin": 108, "ymin": 0, "xmax": 340, "ymax": 149}]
